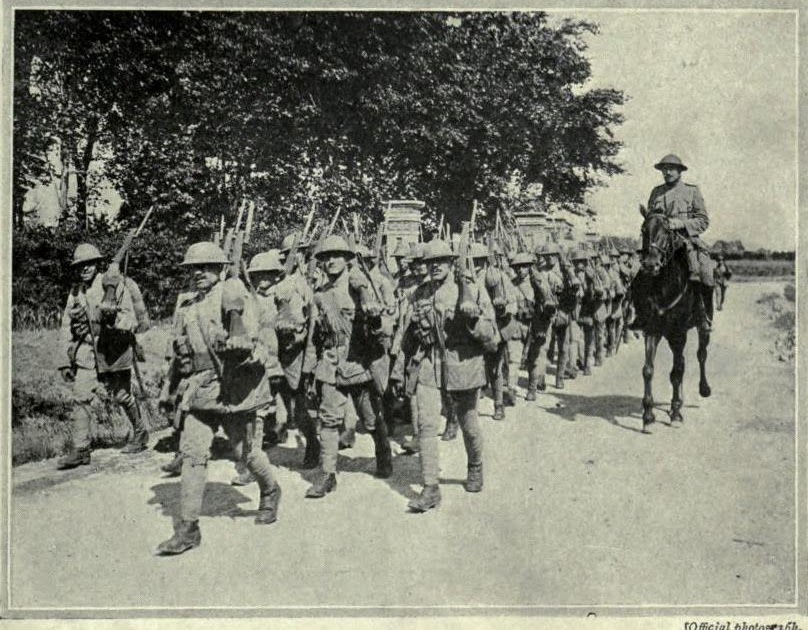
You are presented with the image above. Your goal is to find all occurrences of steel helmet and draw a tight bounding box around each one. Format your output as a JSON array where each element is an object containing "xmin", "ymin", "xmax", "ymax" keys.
[
  {"xmin": 354, "ymin": 243, "xmax": 372, "ymax": 259},
  {"xmin": 470, "ymin": 242, "xmax": 489, "ymax": 260},
  {"xmin": 181, "ymin": 242, "xmax": 229, "ymax": 266},
  {"xmin": 610, "ymin": 247, "xmax": 621, "ymax": 257},
  {"xmin": 392, "ymin": 240, "xmax": 411, "ymax": 258},
  {"xmin": 421, "ymin": 240, "xmax": 457, "ymax": 262},
  {"xmin": 315, "ymin": 235, "xmax": 355, "ymax": 259},
  {"xmin": 510, "ymin": 251, "xmax": 535, "ymax": 267},
  {"xmin": 540, "ymin": 242, "xmax": 560, "ymax": 257},
  {"xmin": 71, "ymin": 243, "xmax": 103, "ymax": 266},
  {"xmin": 600, "ymin": 253, "xmax": 612, "ymax": 265},
  {"xmin": 248, "ymin": 250, "xmax": 283, "ymax": 273},
  {"xmin": 570, "ymin": 249, "xmax": 589, "ymax": 262},
  {"xmin": 409, "ymin": 242, "xmax": 425, "ymax": 261},
  {"xmin": 654, "ymin": 154, "xmax": 688, "ymax": 172},
  {"xmin": 280, "ymin": 232, "xmax": 310, "ymax": 254}
]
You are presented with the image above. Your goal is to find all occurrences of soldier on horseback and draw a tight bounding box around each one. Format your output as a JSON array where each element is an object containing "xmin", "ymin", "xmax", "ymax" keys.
[{"xmin": 634, "ymin": 154, "xmax": 715, "ymax": 332}]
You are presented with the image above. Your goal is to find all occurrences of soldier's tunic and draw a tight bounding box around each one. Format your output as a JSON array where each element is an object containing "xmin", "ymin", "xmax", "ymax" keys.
[
  {"xmin": 170, "ymin": 278, "xmax": 278, "ymax": 522},
  {"xmin": 578, "ymin": 261, "xmax": 606, "ymax": 370},
  {"xmin": 549, "ymin": 261, "xmax": 580, "ymax": 382},
  {"xmin": 713, "ymin": 261, "xmax": 733, "ymax": 310},
  {"xmin": 60, "ymin": 273, "xmax": 145, "ymax": 450},
  {"xmin": 480, "ymin": 265, "xmax": 518, "ymax": 408},
  {"xmin": 392, "ymin": 275, "xmax": 497, "ymax": 486},
  {"xmin": 511, "ymin": 268, "xmax": 552, "ymax": 390},
  {"xmin": 303, "ymin": 270, "xmax": 392, "ymax": 475},
  {"xmin": 647, "ymin": 179, "xmax": 714, "ymax": 286}
]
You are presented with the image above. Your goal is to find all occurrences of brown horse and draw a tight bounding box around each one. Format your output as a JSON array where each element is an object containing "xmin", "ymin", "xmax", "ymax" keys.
[{"xmin": 632, "ymin": 211, "xmax": 711, "ymax": 432}]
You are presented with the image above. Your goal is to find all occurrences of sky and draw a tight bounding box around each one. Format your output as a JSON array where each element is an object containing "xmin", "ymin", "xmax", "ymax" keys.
[{"xmin": 556, "ymin": 9, "xmax": 798, "ymax": 250}]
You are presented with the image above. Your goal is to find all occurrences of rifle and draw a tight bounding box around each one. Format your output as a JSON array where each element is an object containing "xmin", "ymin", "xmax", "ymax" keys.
[
  {"xmin": 283, "ymin": 232, "xmax": 301, "ymax": 278},
  {"xmin": 436, "ymin": 213, "xmax": 444, "ymax": 241},
  {"xmin": 456, "ymin": 221, "xmax": 477, "ymax": 307},
  {"xmin": 470, "ymin": 199, "xmax": 479, "ymax": 242},
  {"xmin": 347, "ymin": 233, "xmax": 383, "ymax": 305}
]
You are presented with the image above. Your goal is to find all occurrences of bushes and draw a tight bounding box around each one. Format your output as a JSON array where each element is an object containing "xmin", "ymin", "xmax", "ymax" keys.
[{"xmin": 13, "ymin": 224, "xmax": 190, "ymax": 328}]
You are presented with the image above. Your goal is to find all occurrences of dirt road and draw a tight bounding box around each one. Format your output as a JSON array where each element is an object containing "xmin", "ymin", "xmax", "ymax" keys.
[{"xmin": 9, "ymin": 282, "xmax": 796, "ymax": 611}]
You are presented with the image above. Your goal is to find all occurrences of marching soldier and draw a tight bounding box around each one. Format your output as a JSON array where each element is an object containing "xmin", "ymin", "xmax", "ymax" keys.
[
  {"xmin": 604, "ymin": 249, "xmax": 626, "ymax": 357},
  {"xmin": 592, "ymin": 252, "xmax": 612, "ymax": 366},
  {"xmin": 302, "ymin": 235, "xmax": 393, "ymax": 499},
  {"xmin": 548, "ymin": 246, "xmax": 580, "ymax": 389},
  {"xmin": 523, "ymin": 243, "xmax": 561, "ymax": 397},
  {"xmin": 713, "ymin": 254, "xmax": 732, "ymax": 311},
  {"xmin": 156, "ymin": 242, "xmax": 281, "ymax": 555},
  {"xmin": 637, "ymin": 154, "xmax": 715, "ymax": 331},
  {"xmin": 391, "ymin": 239, "xmax": 498, "ymax": 512},
  {"xmin": 471, "ymin": 243, "xmax": 518, "ymax": 421},
  {"xmin": 580, "ymin": 249, "xmax": 607, "ymax": 374},
  {"xmin": 57, "ymin": 243, "xmax": 149, "ymax": 469},
  {"xmin": 618, "ymin": 245, "xmax": 638, "ymax": 343},
  {"xmin": 391, "ymin": 240, "xmax": 413, "ymax": 281},
  {"xmin": 508, "ymin": 251, "xmax": 546, "ymax": 400}
]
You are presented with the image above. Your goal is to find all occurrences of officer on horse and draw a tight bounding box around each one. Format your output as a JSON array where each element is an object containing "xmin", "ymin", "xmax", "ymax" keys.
[{"xmin": 633, "ymin": 154, "xmax": 715, "ymax": 333}]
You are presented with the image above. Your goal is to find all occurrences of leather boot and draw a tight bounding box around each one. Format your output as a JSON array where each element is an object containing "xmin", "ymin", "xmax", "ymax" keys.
[
  {"xmin": 536, "ymin": 375, "xmax": 547, "ymax": 391},
  {"xmin": 338, "ymin": 427, "xmax": 356, "ymax": 450},
  {"xmin": 161, "ymin": 453, "xmax": 183, "ymax": 477},
  {"xmin": 401, "ymin": 435, "xmax": 420, "ymax": 454},
  {"xmin": 305, "ymin": 472, "xmax": 337, "ymax": 498},
  {"xmin": 407, "ymin": 484, "xmax": 441, "ymax": 512},
  {"xmin": 301, "ymin": 438, "xmax": 320, "ymax": 470},
  {"xmin": 503, "ymin": 388, "xmax": 516, "ymax": 407},
  {"xmin": 465, "ymin": 463, "xmax": 484, "ymax": 493},
  {"xmin": 441, "ymin": 420, "xmax": 458, "ymax": 441},
  {"xmin": 156, "ymin": 520, "xmax": 201, "ymax": 555},
  {"xmin": 373, "ymin": 430, "xmax": 393, "ymax": 479},
  {"xmin": 493, "ymin": 404, "xmax": 505, "ymax": 421},
  {"xmin": 525, "ymin": 376, "xmax": 537, "ymax": 402},
  {"xmin": 555, "ymin": 374, "xmax": 565, "ymax": 390},
  {"xmin": 255, "ymin": 484, "xmax": 282, "ymax": 525},
  {"xmin": 57, "ymin": 448, "xmax": 91, "ymax": 470},
  {"xmin": 122, "ymin": 426, "xmax": 149, "ymax": 454}
]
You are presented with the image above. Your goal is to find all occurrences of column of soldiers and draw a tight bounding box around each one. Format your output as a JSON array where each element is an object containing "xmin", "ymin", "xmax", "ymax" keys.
[
  {"xmin": 55, "ymin": 216, "xmax": 647, "ymax": 555},
  {"xmin": 50, "ymin": 154, "xmax": 724, "ymax": 556}
]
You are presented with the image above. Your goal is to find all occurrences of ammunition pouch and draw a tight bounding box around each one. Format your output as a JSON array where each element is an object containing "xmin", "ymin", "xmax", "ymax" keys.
[
  {"xmin": 412, "ymin": 304, "xmax": 437, "ymax": 348},
  {"xmin": 173, "ymin": 335, "xmax": 209, "ymax": 376}
]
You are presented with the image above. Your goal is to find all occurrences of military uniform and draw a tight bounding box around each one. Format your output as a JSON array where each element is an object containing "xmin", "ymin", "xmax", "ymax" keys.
[
  {"xmin": 391, "ymin": 240, "xmax": 498, "ymax": 511},
  {"xmin": 713, "ymin": 258, "xmax": 732, "ymax": 311},
  {"xmin": 157, "ymin": 242, "xmax": 281, "ymax": 555},
  {"xmin": 303, "ymin": 236, "xmax": 393, "ymax": 498},
  {"xmin": 57, "ymin": 245, "xmax": 149, "ymax": 469},
  {"xmin": 646, "ymin": 161, "xmax": 714, "ymax": 287},
  {"xmin": 604, "ymin": 253, "xmax": 626, "ymax": 356},
  {"xmin": 578, "ymin": 250, "xmax": 607, "ymax": 374}
]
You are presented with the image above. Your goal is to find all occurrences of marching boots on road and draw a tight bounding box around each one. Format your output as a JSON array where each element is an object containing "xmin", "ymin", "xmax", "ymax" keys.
[
  {"xmin": 57, "ymin": 243, "xmax": 150, "ymax": 470},
  {"xmin": 391, "ymin": 239, "xmax": 498, "ymax": 513},
  {"xmin": 156, "ymin": 242, "xmax": 281, "ymax": 556},
  {"xmin": 302, "ymin": 235, "xmax": 394, "ymax": 499}
]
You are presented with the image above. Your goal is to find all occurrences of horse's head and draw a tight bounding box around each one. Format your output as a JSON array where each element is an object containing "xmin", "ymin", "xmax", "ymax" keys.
[{"xmin": 640, "ymin": 213, "xmax": 679, "ymax": 277}]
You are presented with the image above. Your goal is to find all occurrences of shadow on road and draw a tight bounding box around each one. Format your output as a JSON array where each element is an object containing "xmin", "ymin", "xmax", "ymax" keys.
[
  {"xmin": 543, "ymin": 392, "xmax": 649, "ymax": 433},
  {"xmin": 149, "ymin": 481, "xmax": 252, "ymax": 523}
]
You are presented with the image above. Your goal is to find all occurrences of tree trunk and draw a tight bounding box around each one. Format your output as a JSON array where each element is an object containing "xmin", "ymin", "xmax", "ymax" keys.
[{"xmin": 74, "ymin": 115, "xmax": 99, "ymax": 229}]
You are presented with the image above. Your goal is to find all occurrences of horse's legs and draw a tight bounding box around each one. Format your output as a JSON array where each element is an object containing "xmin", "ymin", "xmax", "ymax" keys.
[
  {"xmin": 642, "ymin": 333, "xmax": 660, "ymax": 432},
  {"xmin": 667, "ymin": 333, "xmax": 686, "ymax": 424},
  {"xmin": 697, "ymin": 328, "xmax": 712, "ymax": 397}
]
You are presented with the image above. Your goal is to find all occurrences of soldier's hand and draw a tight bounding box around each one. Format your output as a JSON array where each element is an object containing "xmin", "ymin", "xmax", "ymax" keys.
[
  {"xmin": 224, "ymin": 334, "xmax": 253, "ymax": 356},
  {"xmin": 70, "ymin": 318, "xmax": 90, "ymax": 339},
  {"xmin": 158, "ymin": 395, "xmax": 174, "ymax": 418},
  {"xmin": 363, "ymin": 302, "xmax": 382, "ymax": 319},
  {"xmin": 59, "ymin": 366, "xmax": 76, "ymax": 383},
  {"xmin": 459, "ymin": 301, "xmax": 480, "ymax": 320},
  {"xmin": 667, "ymin": 218, "xmax": 685, "ymax": 230},
  {"xmin": 98, "ymin": 303, "xmax": 119, "ymax": 327}
]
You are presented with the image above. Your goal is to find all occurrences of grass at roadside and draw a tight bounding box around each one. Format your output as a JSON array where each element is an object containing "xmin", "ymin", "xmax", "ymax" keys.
[
  {"xmin": 755, "ymin": 283, "xmax": 795, "ymax": 362},
  {"xmin": 11, "ymin": 326, "xmax": 172, "ymax": 466}
]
